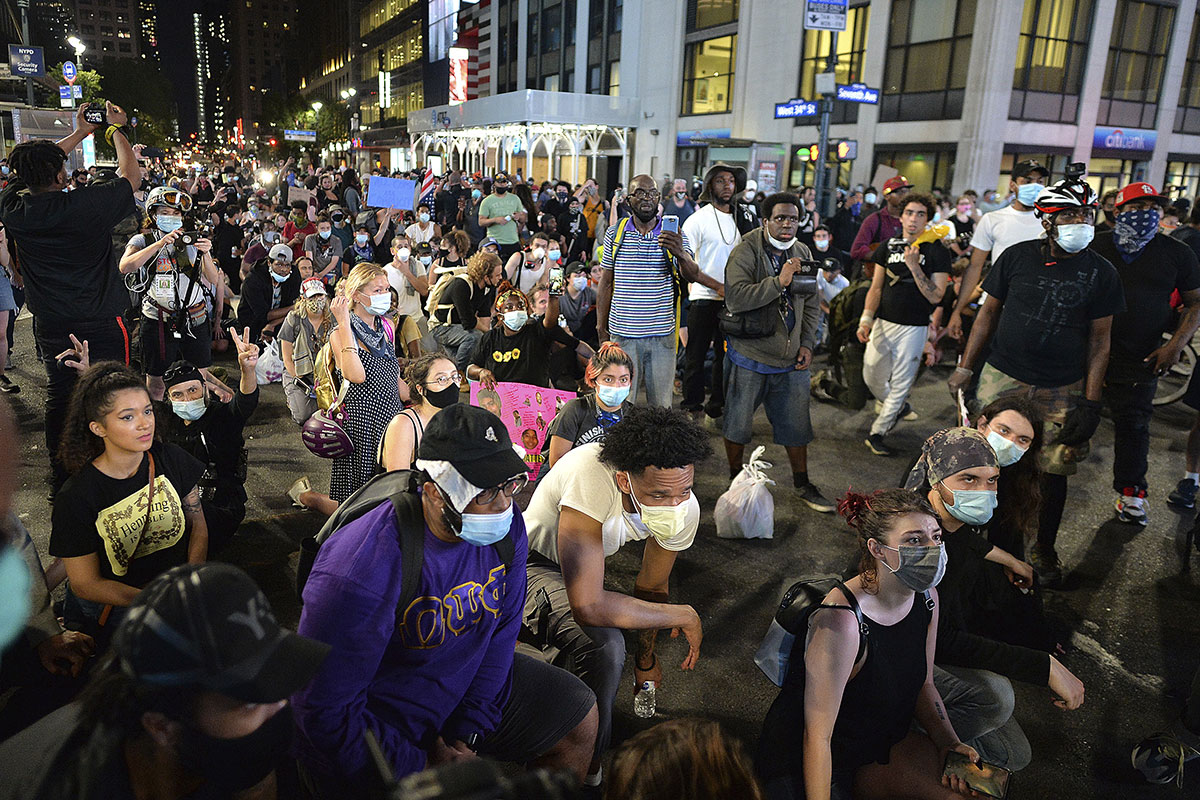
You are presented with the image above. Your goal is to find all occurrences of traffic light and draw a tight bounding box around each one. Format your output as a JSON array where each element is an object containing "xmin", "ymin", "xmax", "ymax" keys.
[
  {"xmin": 269, "ymin": 138, "xmax": 277, "ymax": 147},
  {"xmin": 797, "ymin": 144, "xmax": 821, "ymax": 163},
  {"xmin": 836, "ymin": 140, "xmax": 858, "ymax": 162}
]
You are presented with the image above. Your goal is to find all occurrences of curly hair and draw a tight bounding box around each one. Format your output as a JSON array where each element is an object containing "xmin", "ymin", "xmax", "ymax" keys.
[
  {"xmin": 404, "ymin": 351, "xmax": 457, "ymax": 406},
  {"xmin": 58, "ymin": 362, "xmax": 151, "ymax": 474},
  {"xmin": 605, "ymin": 718, "xmax": 763, "ymax": 800},
  {"xmin": 9, "ymin": 139, "xmax": 67, "ymax": 189},
  {"xmin": 585, "ymin": 341, "xmax": 635, "ymax": 387},
  {"xmin": 444, "ymin": 229, "xmax": 470, "ymax": 256},
  {"xmin": 838, "ymin": 488, "xmax": 937, "ymax": 595},
  {"xmin": 466, "ymin": 250, "xmax": 501, "ymax": 283},
  {"xmin": 977, "ymin": 396, "xmax": 1044, "ymax": 544},
  {"xmin": 901, "ymin": 192, "xmax": 937, "ymax": 220},
  {"xmin": 762, "ymin": 192, "xmax": 802, "ymax": 222},
  {"xmin": 599, "ymin": 405, "xmax": 713, "ymax": 474}
]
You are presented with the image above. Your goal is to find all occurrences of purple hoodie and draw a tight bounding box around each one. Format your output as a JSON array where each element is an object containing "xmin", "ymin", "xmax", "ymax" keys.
[{"xmin": 292, "ymin": 499, "xmax": 528, "ymax": 783}]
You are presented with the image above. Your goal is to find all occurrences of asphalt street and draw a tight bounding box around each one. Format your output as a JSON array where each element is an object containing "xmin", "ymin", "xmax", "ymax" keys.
[{"xmin": 6, "ymin": 313, "xmax": 1198, "ymax": 800}]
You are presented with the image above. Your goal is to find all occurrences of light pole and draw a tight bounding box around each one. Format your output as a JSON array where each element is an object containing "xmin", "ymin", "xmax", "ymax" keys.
[
  {"xmin": 66, "ymin": 36, "xmax": 85, "ymax": 110},
  {"xmin": 17, "ymin": 0, "xmax": 33, "ymax": 107}
]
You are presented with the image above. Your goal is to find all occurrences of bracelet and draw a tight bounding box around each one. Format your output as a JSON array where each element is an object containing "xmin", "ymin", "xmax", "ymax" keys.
[
  {"xmin": 954, "ymin": 366, "xmax": 973, "ymax": 376},
  {"xmin": 341, "ymin": 346, "xmax": 360, "ymax": 354},
  {"xmin": 104, "ymin": 125, "xmax": 125, "ymax": 145},
  {"xmin": 635, "ymin": 654, "xmax": 658, "ymax": 672}
]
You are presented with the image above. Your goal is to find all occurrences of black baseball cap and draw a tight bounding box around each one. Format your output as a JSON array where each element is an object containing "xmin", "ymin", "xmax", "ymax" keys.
[
  {"xmin": 163, "ymin": 361, "xmax": 203, "ymax": 391},
  {"xmin": 567, "ymin": 260, "xmax": 588, "ymax": 274},
  {"xmin": 415, "ymin": 241, "xmax": 434, "ymax": 255},
  {"xmin": 1011, "ymin": 159, "xmax": 1049, "ymax": 180},
  {"xmin": 418, "ymin": 404, "xmax": 529, "ymax": 487},
  {"xmin": 113, "ymin": 564, "xmax": 330, "ymax": 703}
]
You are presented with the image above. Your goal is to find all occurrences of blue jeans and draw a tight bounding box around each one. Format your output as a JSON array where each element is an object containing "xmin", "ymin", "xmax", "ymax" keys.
[
  {"xmin": 612, "ymin": 333, "xmax": 676, "ymax": 408},
  {"xmin": 431, "ymin": 323, "xmax": 483, "ymax": 373},
  {"xmin": 722, "ymin": 357, "xmax": 814, "ymax": 447}
]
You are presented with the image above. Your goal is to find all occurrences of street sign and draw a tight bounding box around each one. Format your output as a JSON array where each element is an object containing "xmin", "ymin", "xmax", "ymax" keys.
[
  {"xmin": 59, "ymin": 86, "xmax": 71, "ymax": 108},
  {"xmin": 130, "ymin": 116, "xmax": 137, "ymax": 128},
  {"xmin": 7, "ymin": 45, "xmax": 44, "ymax": 77},
  {"xmin": 62, "ymin": 60, "xmax": 76, "ymax": 84},
  {"xmin": 774, "ymin": 99, "xmax": 818, "ymax": 119},
  {"xmin": 804, "ymin": 0, "xmax": 847, "ymax": 31},
  {"xmin": 835, "ymin": 83, "xmax": 880, "ymax": 104},
  {"xmin": 284, "ymin": 129, "xmax": 317, "ymax": 142}
]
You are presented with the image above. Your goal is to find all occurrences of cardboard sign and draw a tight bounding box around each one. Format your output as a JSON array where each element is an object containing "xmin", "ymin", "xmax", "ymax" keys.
[{"xmin": 470, "ymin": 381, "xmax": 577, "ymax": 480}]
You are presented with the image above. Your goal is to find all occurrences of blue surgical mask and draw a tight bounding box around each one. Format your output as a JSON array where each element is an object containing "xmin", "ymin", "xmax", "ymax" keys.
[
  {"xmin": 419, "ymin": 255, "xmax": 432, "ymax": 266},
  {"xmin": 571, "ymin": 275, "xmax": 589, "ymax": 292},
  {"xmin": 365, "ymin": 293, "xmax": 391, "ymax": 316},
  {"xmin": 986, "ymin": 430, "xmax": 1027, "ymax": 468},
  {"xmin": 172, "ymin": 397, "xmax": 207, "ymax": 421},
  {"xmin": 548, "ymin": 249, "xmax": 561, "ymax": 262},
  {"xmin": 814, "ymin": 239, "xmax": 830, "ymax": 251},
  {"xmin": 319, "ymin": 229, "xmax": 331, "ymax": 240},
  {"xmin": 1, "ymin": 166, "xmax": 9, "ymax": 176},
  {"xmin": 271, "ymin": 269, "xmax": 290, "ymax": 283},
  {"xmin": 502, "ymin": 310, "xmax": 528, "ymax": 331},
  {"xmin": 156, "ymin": 214, "xmax": 184, "ymax": 233},
  {"xmin": 864, "ymin": 193, "xmax": 877, "ymax": 205},
  {"xmin": 419, "ymin": 212, "xmax": 431, "ymax": 223},
  {"xmin": 458, "ymin": 503, "xmax": 513, "ymax": 546},
  {"xmin": 1015, "ymin": 183, "xmax": 1043, "ymax": 207},
  {"xmin": 356, "ymin": 234, "xmax": 369, "ymax": 246},
  {"xmin": 942, "ymin": 486, "xmax": 998, "ymax": 526},
  {"xmin": 0, "ymin": 543, "xmax": 31, "ymax": 652},
  {"xmin": 1054, "ymin": 223, "xmax": 1094, "ymax": 253},
  {"xmin": 879, "ymin": 542, "xmax": 947, "ymax": 593},
  {"xmin": 596, "ymin": 385, "xmax": 630, "ymax": 407},
  {"xmin": 472, "ymin": 189, "xmax": 482, "ymax": 200}
]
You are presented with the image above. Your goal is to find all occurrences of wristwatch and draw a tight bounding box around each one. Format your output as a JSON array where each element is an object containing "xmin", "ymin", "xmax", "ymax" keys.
[{"xmin": 464, "ymin": 732, "xmax": 482, "ymax": 752}]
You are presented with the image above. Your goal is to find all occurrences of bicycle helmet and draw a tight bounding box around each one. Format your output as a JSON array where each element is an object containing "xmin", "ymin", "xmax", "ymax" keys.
[
  {"xmin": 1034, "ymin": 178, "xmax": 1097, "ymax": 219},
  {"xmin": 146, "ymin": 186, "xmax": 194, "ymax": 214}
]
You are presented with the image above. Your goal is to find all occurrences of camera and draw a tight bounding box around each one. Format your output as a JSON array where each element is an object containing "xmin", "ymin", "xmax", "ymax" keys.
[
  {"xmin": 83, "ymin": 103, "xmax": 107, "ymax": 126},
  {"xmin": 180, "ymin": 221, "xmax": 212, "ymax": 247},
  {"xmin": 788, "ymin": 259, "xmax": 820, "ymax": 296},
  {"xmin": 1064, "ymin": 161, "xmax": 1087, "ymax": 180}
]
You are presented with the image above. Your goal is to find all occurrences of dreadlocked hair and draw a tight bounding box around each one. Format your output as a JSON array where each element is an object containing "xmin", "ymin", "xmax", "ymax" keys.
[
  {"xmin": 838, "ymin": 488, "xmax": 936, "ymax": 595},
  {"xmin": 9, "ymin": 139, "xmax": 67, "ymax": 189},
  {"xmin": 58, "ymin": 362, "xmax": 151, "ymax": 475},
  {"xmin": 585, "ymin": 341, "xmax": 635, "ymax": 387}
]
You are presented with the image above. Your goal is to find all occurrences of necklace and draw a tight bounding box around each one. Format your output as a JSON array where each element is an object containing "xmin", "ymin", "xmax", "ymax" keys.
[{"xmin": 713, "ymin": 205, "xmax": 734, "ymax": 246}]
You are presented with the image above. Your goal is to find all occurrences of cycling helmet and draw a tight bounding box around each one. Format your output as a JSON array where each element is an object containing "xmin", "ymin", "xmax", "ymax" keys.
[
  {"xmin": 1034, "ymin": 178, "xmax": 1097, "ymax": 219},
  {"xmin": 145, "ymin": 186, "xmax": 194, "ymax": 214}
]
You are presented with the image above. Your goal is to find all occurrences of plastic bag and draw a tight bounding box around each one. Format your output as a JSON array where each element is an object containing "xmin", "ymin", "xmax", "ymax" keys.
[
  {"xmin": 714, "ymin": 446, "xmax": 775, "ymax": 539},
  {"xmin": 255, "ymin": 339, "xmax": 285, "ymax": 385}
]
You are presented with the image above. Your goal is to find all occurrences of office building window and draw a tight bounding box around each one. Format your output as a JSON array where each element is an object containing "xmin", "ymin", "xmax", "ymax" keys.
[
  {"xmin": 542, "ymin": 5, "xmax": 561, "ymax": 53},
  {"xmin": 610, "ymin": 0, "xmax": 623, "ymax": 33},
  {"xmin": 874, "ymin": 148, "xmax": 956, "ymax": 192},
  {"xmin": 798, "ymin": 3, "xmax": 869, "ymax": 126},
  {"xmin": 608, "ymin": 60, "xmax": 620, "ymax": 95},
  {"xmin": 1166, "ymin": 159, "xmax": 1200, "ymax": 199},
  {"xmin": 544, "ymin": 74, "xmax": 560, "ymax": 91},
  {"xmin": 1098, "ymin": 0, "xmax": 1176, "ymax": 128},
  {"xmin": 881, "ymin": 0, "xmax": 976, "ymax": 121},
  {"xmin": 1011, "ymin": 0, "xmax": 1095, "ymax": 122},
  {"xmin": 687, "ymin": 0, "xmax": 738, "ymax": 31},
  {"xmin": 1176, "ymin": 12, "xmax": 1200, "ymax": 134},
  {"xmin": 681, "ymin": 34, "xmax": 736, "ymax": 115}
]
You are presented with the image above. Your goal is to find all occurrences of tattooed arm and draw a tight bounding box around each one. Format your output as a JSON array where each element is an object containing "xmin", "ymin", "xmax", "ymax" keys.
[
  {"xmin": 182, "ymin": 486, "xmax": 209, "ymax": 564},
  {"xmin": 904, "ymin": 245, "xmax": 948, "ymax": 304}
]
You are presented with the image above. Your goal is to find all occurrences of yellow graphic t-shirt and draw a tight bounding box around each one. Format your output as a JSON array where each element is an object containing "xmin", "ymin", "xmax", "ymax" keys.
[{"xmin": 96, "ymin": 474, "xmax": 186, "ymax": 577}]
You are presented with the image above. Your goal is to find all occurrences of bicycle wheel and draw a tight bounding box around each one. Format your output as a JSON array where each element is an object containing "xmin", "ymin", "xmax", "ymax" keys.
[{"xmin": 1153, "ymin": 343, "xmax": 1196, "ymax": 406}]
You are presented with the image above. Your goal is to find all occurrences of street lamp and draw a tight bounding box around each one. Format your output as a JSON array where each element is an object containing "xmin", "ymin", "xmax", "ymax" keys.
[
  {"xmin": 67, "ymin": 36, "xmax": 85, "ymax": 57},
  {"xmin": 311, "ymin": 101, "xmax": 323, "ymax": 111}
]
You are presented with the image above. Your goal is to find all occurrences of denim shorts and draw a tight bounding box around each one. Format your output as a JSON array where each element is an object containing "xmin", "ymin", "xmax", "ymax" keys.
[{"xmin": 721, "ymin": 356, "xmax": 814, "ymax": 447}]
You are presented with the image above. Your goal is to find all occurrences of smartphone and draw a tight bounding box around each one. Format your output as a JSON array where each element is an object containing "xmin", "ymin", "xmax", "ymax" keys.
[
  {"xmin": 943, "ymin": 751, "xmax": 1010, "ymax": 799},
  {"xmin": 548, "ymin": 265, "xmax": 565, "ymax": 297},
  {"xmin": 662, "ymin": 215, "xmax": 679, "ymax": 234}
]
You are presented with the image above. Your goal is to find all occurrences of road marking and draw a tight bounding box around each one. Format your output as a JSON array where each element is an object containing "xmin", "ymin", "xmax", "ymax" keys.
[{"xmin": 1070, "ymin": 629, "xmax": 1166, "ymax": 694}]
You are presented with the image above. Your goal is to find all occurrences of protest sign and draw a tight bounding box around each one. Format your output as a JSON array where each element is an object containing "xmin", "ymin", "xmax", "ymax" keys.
[
  {"xmin": 366, "ymin": 176, "xmax": 418, "ymax": 211},
  {"xmin": 470, "ymin": 380, "xmax": 576, "ymax": 480}
]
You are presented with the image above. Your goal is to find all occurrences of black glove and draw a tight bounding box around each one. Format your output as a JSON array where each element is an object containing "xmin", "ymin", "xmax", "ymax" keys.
[{"xmin": 1054, "ymin": 398, "xmax": 1101, "ymax": 447}]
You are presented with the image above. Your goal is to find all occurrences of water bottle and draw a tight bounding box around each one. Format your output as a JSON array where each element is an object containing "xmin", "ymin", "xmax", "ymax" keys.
[{"xmin": 634, "ymin": 680, "xmax": 656, "ymax": 718}]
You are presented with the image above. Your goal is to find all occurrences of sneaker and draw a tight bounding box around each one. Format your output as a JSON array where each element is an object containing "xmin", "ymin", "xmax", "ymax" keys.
[
  {"xmin": 797, "ymin": 483, "xmax": 835, "ymax": 513},
  {"xmin": 873, "ymin": 400, "xmax": 918, "ymax": 422},
  {"xmin": 1132, "ymin": 732, "xmax": 1200, "ymax": 787},
  {"xmin": 864, "ymin": 434, "xmax": 893, "ymax": 457},
  {"xmin": 0, "ymin": 374, "xmax": 18, "ymax": 394},
  {"xmin": 288, "ymin": 476, "xmax": 312, "ymax": 509},
  {"xmin": 1116, "ymin": 494, "xmax": 1148, "ymax": 527},
  {"xmin": 1029, "ymin": 547, "xmax": 1063, "ymax": 588},
  {"xmin": 1168, "ymin": 479, "xmax": 1198, "ymax": 510},
  {"xmin": 811, "ymin": 378, "xmax": 835, "ymax": 403}
]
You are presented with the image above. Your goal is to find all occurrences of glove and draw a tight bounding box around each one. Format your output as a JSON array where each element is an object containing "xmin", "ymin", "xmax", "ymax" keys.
[{"xmin": 1054, "ymin": 398, "xmax": 1101, "ymax": 447}]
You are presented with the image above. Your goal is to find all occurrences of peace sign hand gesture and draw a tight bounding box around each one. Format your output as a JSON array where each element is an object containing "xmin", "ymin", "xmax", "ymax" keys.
[
  {"xmin": 54, "ymin": 334, "xmax": 90, "ymax": 373},
  {"xmin": 230, "ymin": 327, "xmax": 260, "ymax": 371}
]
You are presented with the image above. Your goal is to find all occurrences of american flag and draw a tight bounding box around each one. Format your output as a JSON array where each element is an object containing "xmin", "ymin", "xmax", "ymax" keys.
[{"xmin": 419, "ymin": 166, "xmax": 437, "ymax": 207}]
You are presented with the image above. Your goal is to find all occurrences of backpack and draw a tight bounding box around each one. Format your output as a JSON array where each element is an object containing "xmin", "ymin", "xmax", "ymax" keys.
[
  {"xmin": 425, "ymin": 270, "xmax": 471, "ymax": 325},
  {"xmin": 827, "ymin": 278, "xmax": 871, "ymax": 340},
  {"xmin": 312, "ymin": 316, "xmax": 395, "ymax": 411},
  {"xmin": 295, "ymin": 469, "xmax": 516, "ymax": 620}
]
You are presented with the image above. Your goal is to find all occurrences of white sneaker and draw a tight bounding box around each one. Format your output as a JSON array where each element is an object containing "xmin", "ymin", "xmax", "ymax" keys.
[
  {"xmin": 1115, "ymin": 494, "xmax": 1148, "ymax": 526},
  {"xmin": 288, "ymin": 476, "xmax": 312, "ymax": 508}
]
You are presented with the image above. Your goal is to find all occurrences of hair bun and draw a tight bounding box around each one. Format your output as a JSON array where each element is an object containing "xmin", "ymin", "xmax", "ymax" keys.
[{"xmin": 837, "ymin": 491, "xmax": 872, "ymax": 529}]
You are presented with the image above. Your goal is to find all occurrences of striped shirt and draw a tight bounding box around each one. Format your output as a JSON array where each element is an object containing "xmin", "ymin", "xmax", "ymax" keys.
[{"xmin": 601, "ymin": 220, "xmax": 693, "ymax": 338}]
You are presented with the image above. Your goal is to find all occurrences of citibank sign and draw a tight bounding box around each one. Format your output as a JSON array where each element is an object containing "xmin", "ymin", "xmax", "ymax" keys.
[{"xmin": 1093, "ymin": 126, "xmax": 1157, "ymax": 152}]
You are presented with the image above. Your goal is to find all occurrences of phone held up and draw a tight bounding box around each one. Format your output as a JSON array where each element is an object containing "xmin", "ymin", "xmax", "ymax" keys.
[
  {"xmin": 943, "ymin": 751, "xmax": 1010, "ymax": 799},
  {"xmin": 661, "ymin": 215, "xmax": 679, "ymax": 234},
  {"xmin": 548, "ymin": 265, "xmax": 565, "ymax": 297}
]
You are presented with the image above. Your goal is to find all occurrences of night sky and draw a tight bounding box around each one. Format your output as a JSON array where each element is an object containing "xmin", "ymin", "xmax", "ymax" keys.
[{"xmin": 154, "ymin": 0, "xmax": 201, "ymax": 138}]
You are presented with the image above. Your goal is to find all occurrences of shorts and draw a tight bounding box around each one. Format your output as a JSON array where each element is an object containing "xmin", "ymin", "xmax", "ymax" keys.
[
  {"xmin": 478, "ymin": 653, "xmax": 595, "ymax": 762},
  {"xmin": 0, "ymin": 273, "xmax": 14, "ymax": 313},
  {"xmin": 976, "ymin": 362, "xmax": 1085, "ymax": 476},
  {"xmin": 721, "ymin": 356, "xmax": 814, "ymax": 447},
  {"xmin": 141, "ymin": 315, "xmax": 213, "ymax": 376}
]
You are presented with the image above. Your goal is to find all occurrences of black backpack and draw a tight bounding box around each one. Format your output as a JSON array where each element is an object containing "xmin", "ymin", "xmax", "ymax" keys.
[{"xmin": 295, "ymin": 469, "xmax": 515, "ymax": 622}]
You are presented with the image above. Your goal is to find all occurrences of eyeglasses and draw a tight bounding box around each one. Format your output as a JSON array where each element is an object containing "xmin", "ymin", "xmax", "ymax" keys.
[
  {"xmin": 426, "ymin": 372, "xmax": 461, "ymax": 389},
  {"xmin": 630, "ymin": 188, "xmax": 660, "ymax": 201},
  {"xmin": 475, "ymin": 474, "xmax": 529, "ymax": 505}
]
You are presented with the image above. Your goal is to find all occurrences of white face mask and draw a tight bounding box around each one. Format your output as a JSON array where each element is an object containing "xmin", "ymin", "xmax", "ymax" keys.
[
  {"xmin": 530, "ymin": 247, "xmax": 545, "ymax": 261},
  {"xmin": 502, "ymin": 310, "xmax": 528, "ymax": 331},
  {"xmin": 571, "ymin": 275, "xmax": 589, "ymax": 292},
  {"xmin": 765, "ymin": 232, "xmax": 794, "ymax": 250},
  {"xmin": 397, "ymin": 247, "xmax": 411, "ymax": 262}
]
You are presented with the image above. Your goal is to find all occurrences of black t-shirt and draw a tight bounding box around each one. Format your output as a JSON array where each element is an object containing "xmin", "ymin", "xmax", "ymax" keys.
[
  {"xmin": 949, "ymin": 215, "xmax": 975, "ymax": 240},
  {"xmin": 0, "ymin": 177, "xmax": 135, "ymax": 326},
  {"xmin": 982, "ymin": 239, "xmax": 1126, "ymax": 387},
  {"xmin": 471, "ymin": 321, "xmax": 577, "ymax": 387},
  {"xmin": 869, "ymin": 239, "xmax": 952, "ymax": 326},
  {"xmin": 1091, "ymin": 230, "xmax": 1200, "ymax": 382},
  {"xmin": 50, "ymin": 442, "xmax": 204, "ymax": 589},
  {"xmin": 160, "ymin": 389, "xmax": 259, "ymax": 509},
  {"xmin": 545, "ymin": 395, "xmax": 630, "ymax": 452},
  {"xmin": 440, "ymin": 277, "xmax": 493, "ymax": 326},
  {"xmin": 1172, "ymin": 226, "xmax": 1200, "ymax": 263}
]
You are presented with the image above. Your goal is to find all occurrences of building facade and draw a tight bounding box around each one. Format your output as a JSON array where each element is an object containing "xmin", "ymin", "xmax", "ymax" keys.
[
  {"xmin": 73, "ymin": 0, "xmax": 141, "ymax": 63},
  {"xmin": 229, "ymin": 0, "xmax": 298, "ymax": 145}
]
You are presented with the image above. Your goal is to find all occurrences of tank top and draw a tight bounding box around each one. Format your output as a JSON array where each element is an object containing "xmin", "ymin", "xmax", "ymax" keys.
[{"xmin": 825, "ymin": 587, "xmax": 932, "ymax": 771}]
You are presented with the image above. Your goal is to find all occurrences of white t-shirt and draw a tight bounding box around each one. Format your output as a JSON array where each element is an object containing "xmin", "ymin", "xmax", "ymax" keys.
[
  {"xmin": 524, "ymin": 443, "xmax": 700, "ymax": 563},
  {"xmin": 405, "ymin": 222, "xmax": 438, "ymax": 244},
  {"xmin": 384, "ymin": 259, "xmax": 428, "ymax": 318},
  {"xmin": 129, "ymin": 234, "xmax": 203, "ymax": 318},
  {"xmin": 682, "ymin": 204, "xmax": 741, "ymax": 301},
  {"xmin": 816, "ymin": 271, "xmax": 849, "ymax": 304},
  {"xmin": 970, "ymin": 204, "xmax": 1045, "ymax": 263},
  {"xmin": 510, "ymin": 258, "xmax": 548, "ymax": 295}
]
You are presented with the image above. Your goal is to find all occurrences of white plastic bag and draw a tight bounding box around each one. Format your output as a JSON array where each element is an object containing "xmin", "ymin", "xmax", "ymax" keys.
[
  {"xmin": 255, "ymin": 339, "xmax": 285, "ymax": 385},
  {"xmin": 714, "ymin": 446, "xmax": 775, "ymax": 539}
]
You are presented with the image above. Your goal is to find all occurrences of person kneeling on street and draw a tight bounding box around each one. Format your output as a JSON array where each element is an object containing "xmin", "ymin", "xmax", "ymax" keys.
[
  {"xmin": 293, "ymin": 404, "xmax": 597, "ymax": 795},
  {"xmin": 159, "ymin": 328, "xmax": 260, "ymax": 553},
  {"xmin": 521, "ymin": 405, "xmax": 710, "ymax": 784},
  {"xmin": 0, "ymin": 562, "xmax": 330, "ymax": 800}
]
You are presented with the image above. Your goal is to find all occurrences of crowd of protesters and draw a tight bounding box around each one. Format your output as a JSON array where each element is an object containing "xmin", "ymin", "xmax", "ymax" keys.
[{"xmin": 0, "ymin": 99, "xmax": 1197, "ymax": 799}]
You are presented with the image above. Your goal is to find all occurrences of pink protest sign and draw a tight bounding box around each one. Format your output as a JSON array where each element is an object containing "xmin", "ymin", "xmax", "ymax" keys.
[{"xmin": 470, "ymin": 381, "xmax": 575, "ymax": 480}]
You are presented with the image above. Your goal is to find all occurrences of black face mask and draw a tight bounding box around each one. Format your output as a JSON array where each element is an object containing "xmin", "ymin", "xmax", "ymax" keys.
[
  {"xmin": 422, "ymin": 384, "xmax": 460, "ymax": 409},
  {"xmin": 174, "ymin": 704, "xmax": 294, "ymax": 792},
  {"xmin": 495, "ymin": 185, "xmax": 509, "ymax": 194}
]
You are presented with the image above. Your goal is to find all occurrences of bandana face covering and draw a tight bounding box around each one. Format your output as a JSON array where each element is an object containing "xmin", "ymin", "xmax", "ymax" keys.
[{"xmin": 1114, "ymin": 207, "xmax": 1161, "ymax": 254}]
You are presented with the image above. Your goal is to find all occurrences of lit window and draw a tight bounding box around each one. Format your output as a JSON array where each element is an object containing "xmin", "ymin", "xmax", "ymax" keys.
[{"xmin": 681, "ymin": 36, "xmax": 735, "ymax": 114}]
